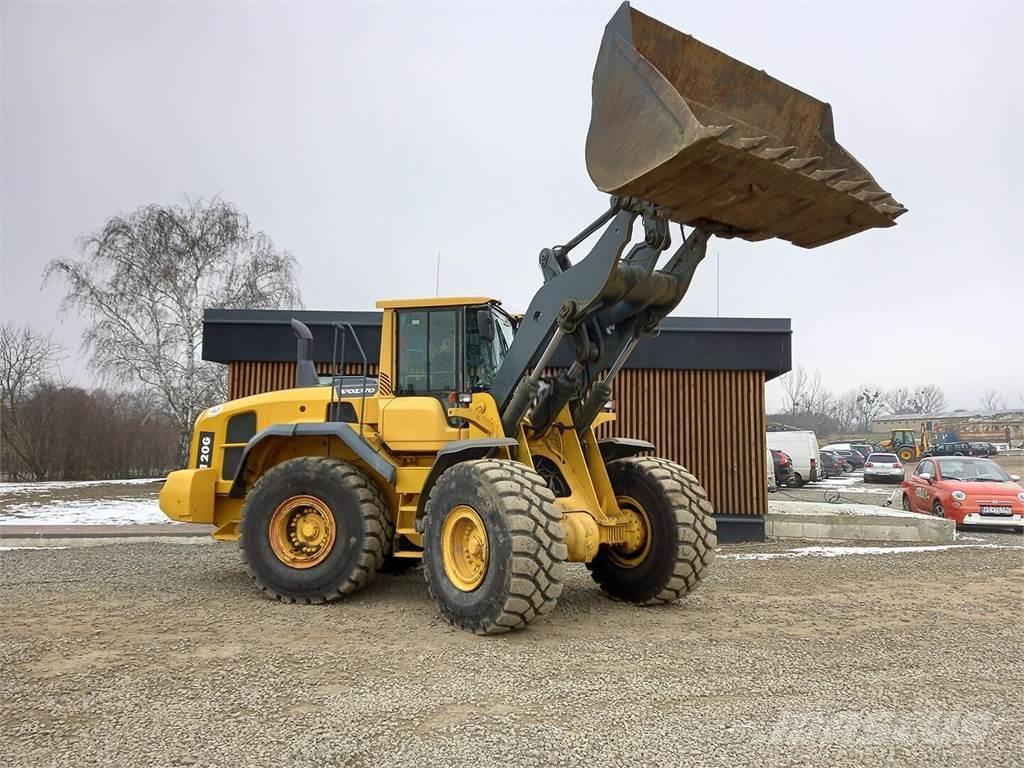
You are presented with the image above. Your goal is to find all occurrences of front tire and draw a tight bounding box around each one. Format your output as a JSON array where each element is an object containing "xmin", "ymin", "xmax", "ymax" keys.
[
  {"xmin": 932, "ymin": 500, "xmax": 945, "ymax": 518},
  {"xmin": 588, "ymin": 458, "xmax": 716, "ymax": 605},
  {"xmin": 902, "ymin": 494, "xmax": 912, "ymax": 512},
  {"xmin": 422, "ymin": 460, "xmax": 567, "ymax": 635},
  {"xmin": 239, "ymin": 457, "xmax": 389, "ymax": 603}
]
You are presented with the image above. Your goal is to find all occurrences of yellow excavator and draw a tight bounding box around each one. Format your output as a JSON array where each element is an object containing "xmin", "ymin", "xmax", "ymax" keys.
[
  {"xmin": 160, "ymin": 3, "xmax": 905, "ymax": 634},
  {"xmin": 880, "ymin": 425, "xmax": 931, "ymax": 463}
]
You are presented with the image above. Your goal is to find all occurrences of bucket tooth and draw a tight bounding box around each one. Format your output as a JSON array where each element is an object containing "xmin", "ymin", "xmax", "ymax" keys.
[
  {"xmin": 781, "ymin": 156, "xmax": 822, "ymax": 170},
  {"xmin": 754, "ymin": 146, "xmax": 797, "ymax": 161},
  {"xmin": 877, "ymin": 203, "xmax": 908, "ymax": 218},
  {"xmin": 704, "ymin": 124, "xmax": 734, "ymax": 138},
  {"xmin": 734, "ymin": 136, "xmax": 769, "ymax": 150},
  {"xmin": 831, "ymin": 179, "xmax": 871, "ymax": 193},
  {"xmin": 808, "ymin": 169, "xmax": 847, "ymax": 182},
  {"xmin": 854, "ymin": 189, "xmax": 893, "ymax": 202}
]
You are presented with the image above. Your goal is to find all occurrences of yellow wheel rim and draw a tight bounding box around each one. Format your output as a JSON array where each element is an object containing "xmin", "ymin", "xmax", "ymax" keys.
[
  {"xmin": 610, "ymin": 495, "xmax": 652, "ymax": 569},
  {"xmin": 899, "ymin": 448, "xmax": 914, "ymax": 462},
  {"xmin": 441, "ymin": 505, "xmax": 489, "ymax": 592},
  {"xmin": 268, "ymin": 495, "xmax": 336, "ymax": 569}
]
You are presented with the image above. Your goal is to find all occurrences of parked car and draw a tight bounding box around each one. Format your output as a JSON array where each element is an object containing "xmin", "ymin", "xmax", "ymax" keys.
[
  {"xmin": 921, "ymin": 442, "xmax": 976, "ymax": 458},
  {"xmin": 767, "ymin": 446, "xmax": 777, "ymax": 492},
  {"xmin": 766, "ymin": 431, "xmax": 820, "ymax": 486},
  {"xmin": 863, "ymin": 452, "xmax": 904, "ymax": 484},
  {"xmin": 831, "ymin": 448, "xmax": 865, "ymax": 469},
  {"xmin": 969, "ymin": 442, "xmax": 997, "ymax": 457},
  {"xmin": 821, "ymin": 449, "xmax": 851, "ymax": 472},
  {"xmin": 851, "ymin": 444, "xmax": 873, "ymax": 460},
  {"xmin": 901, "ymin": 457, "xmax": 1024, "ymax": 531},
  {"xmin": 818, "ymin": 451, "xmax": 843, "ymax": 478},
  {"xmin": 770, "ymin": 448, "xmax": 796, "ymax": 487}
]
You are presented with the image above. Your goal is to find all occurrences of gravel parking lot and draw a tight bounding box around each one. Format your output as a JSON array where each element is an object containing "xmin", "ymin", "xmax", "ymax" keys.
[{"xmin": 2, "ymin": 536, "xmax": 1022, "ymax": 768}]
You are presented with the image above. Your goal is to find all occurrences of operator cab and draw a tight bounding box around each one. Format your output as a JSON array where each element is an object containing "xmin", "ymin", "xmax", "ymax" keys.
[{"xmin": 377, "ymin": 297, "xmax": 516, "ymax": 399}]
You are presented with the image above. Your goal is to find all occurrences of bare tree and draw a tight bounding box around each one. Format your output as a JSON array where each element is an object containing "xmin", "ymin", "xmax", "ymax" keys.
[
  {"xmin": 912, "ymin": 385, "xmax": 946, "ymax": 415},
  {"xmin": 884, "ymin": 386, "xmax": 914, "ymax": 415},
  {"xmin": 979, "ymin": 390, "xmax": 1006, "ymax": 412},
  {"xmin": 46, "ymin": 198, "xmax": 302, "ymax": 462},
  {"xmin": 851, "ymin": 386, "xmax": 884, "ymax": 433},
  {"xmin": 779, "ymin": 366, "xmax": 808, "ymax": 415},
  {"xmin": 0, "ymin": 324, "xmax": 63, "ymax": 479}
]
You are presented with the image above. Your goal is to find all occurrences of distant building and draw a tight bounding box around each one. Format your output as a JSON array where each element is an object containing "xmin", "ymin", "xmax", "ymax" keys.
[{"xmin": 872, "ymin": 410, "xmax": 1024, "ymax": 445}]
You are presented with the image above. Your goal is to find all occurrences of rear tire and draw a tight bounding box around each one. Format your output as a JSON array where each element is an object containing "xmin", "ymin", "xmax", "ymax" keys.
[
  {"xmin": 239, "ymin": 457, "xmax": 388, "ymax": 603},
  {"xmin": 898, "ymin": 447, "xmax": 915, "ymax": 462},
  {"xmin": 589, "ymin": 458, "xmax": 716, "ymax": 605},
  {"xmin": 422, "ymin": 460, "xmax": 566, "ymax": 635},
  {"xmin": 792, "ymin": 472, "xmax": 804, "ymax": 488}
]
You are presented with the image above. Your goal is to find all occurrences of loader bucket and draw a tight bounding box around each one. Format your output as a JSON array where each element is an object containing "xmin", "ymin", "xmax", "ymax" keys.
[{"xmin": 587, "ymin": 3, "xmax": 906, "ymax": 248}]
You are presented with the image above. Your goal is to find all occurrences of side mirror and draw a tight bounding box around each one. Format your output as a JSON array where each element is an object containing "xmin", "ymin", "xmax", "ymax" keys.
[
  {"xmin": 919, "ymin": 472, "xmax": 932, "ymax": 483},
  {"xmin": 1011, "ymin": 474, "xmax": 1021, "ymax": 482},
  {"xmin": 476, "ymin": 309, "xmax": 495, "ymax": 342}
]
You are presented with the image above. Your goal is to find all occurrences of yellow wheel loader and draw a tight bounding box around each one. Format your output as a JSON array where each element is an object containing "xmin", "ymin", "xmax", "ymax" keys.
[{"xmin": 160, "ymin": 3, "xmax": 904, "ymax": 634}]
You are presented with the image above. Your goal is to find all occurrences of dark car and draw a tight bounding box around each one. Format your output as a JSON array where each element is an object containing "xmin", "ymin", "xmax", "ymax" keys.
[
  {"xmin": 818, "ymin": 451, "xmax": 843, "ymax": 478},
  {"xmin": 822, "ymin": 449, "xmax": 852, "ymax": 472},
  {"xmin": 851, "ymin": 444, "xmax": 873, "ymax": 460},
  {"xmin": 770, "ymin": 449, "xmax": 797, "ymax": 486},
  {"xmin": 832, "ymin": 448, "xmax": 865, "ymax": 469},
  {"xmin": 969, "ymin": 442, "xmax": 997, "ymax": 457},
  {"xmin": 922, "ymin": 442, "xmax": 977, "ymax": 458}
]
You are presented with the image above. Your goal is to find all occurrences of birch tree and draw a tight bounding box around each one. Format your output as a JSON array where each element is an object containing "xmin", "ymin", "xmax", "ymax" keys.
[{"xmin": 47, "ymin": 198, "xmax": 301, "ymax": 463}]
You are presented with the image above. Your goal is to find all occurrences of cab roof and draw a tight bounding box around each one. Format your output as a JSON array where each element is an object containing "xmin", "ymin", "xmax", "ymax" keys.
[{"xmin": 375, "ymin": 297, "xmax": 499, "ymax": 310}]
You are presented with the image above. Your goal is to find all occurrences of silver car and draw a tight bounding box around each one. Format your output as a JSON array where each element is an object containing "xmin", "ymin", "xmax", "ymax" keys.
[{"xmin": 864, "ymin": 453, "xmax": 904, "ymax": 484}]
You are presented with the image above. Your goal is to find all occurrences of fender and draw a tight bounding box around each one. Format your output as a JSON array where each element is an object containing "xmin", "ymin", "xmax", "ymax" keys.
[
  {"xmin": 229, "ymin": 422, "xmax": 397, "ymax": 497},
  {"xmin": 414, "ymin": 437, "xmax": 519, "ymax": 525},
  {"xmin": 598, "ymin": 437, "xmax": 655, "ymax": 462}
]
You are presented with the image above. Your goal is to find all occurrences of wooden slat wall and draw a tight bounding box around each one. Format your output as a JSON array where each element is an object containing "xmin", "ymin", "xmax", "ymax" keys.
[
  {"xmin": 598, "ymin": 369, "xmax": 767, "ymax": 516},
  {"xmin": 228, "ymin": 362, "xmax": 767, "ymax": 516}
]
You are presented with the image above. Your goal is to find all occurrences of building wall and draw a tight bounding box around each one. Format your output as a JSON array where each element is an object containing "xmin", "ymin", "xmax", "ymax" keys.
[{"xmin": 227, "ymin": 362, "xmax": 767, "ymax": 516}]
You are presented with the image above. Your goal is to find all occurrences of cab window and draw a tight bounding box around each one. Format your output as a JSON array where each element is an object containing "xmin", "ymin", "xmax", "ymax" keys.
[{"xmin": 397, "ymin": 309, "xmax": 458, "ymax": 394}]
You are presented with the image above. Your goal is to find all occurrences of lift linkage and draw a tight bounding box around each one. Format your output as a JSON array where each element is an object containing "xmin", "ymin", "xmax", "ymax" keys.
[{"xmin": 496, "ymin": 196, "xmax": 711, "ymax": 438}]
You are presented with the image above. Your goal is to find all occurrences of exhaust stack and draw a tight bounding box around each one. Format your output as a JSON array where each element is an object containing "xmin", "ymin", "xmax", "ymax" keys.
[
  {"xmin": 586, "ymin": 3, "xmax": 906, "ymax": 248},
  {"xmin": 290, "ymin": 319, "xmax": 319, "ymax": 388}
]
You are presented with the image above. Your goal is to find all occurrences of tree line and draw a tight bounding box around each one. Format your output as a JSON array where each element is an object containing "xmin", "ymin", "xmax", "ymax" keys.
[
  {"xmin": 1, "ymin": 198, "xmax": 301, "ymax": 481},
  {"xmin": 770, "ymin": 365, "xmax": 1018, "ymax": 439}
]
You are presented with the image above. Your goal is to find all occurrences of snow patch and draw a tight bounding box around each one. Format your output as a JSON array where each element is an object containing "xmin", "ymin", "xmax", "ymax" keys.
[
  {"xmin": 0, "ymin": 478, "xmax": 162, "ymax": 496},
  {"xmin": 723, "ymin": 543, "xmax": 1022, "ymax": 561},
  {"xmin": 0, "ymin": 497, "xmax": 170, "ymax": 526}
]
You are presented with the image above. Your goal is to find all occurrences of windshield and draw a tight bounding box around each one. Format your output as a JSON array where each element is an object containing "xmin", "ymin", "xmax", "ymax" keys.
[
  {"xmin": 868, "ymin": 454, "xmax": 899, "ymax": 462},
  {"xmin": 466, "ymin": 307, "xmax": 515, "ymax": 391},
  {"xmin": 936, "ymin": 458, "xmax": 1010, "ymax": 482}
]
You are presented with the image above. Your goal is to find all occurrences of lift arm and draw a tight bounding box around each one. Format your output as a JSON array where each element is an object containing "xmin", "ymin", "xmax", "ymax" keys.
[{"xmin": 493, "ymin": 196, "xmax": 711, "ymax": 437}]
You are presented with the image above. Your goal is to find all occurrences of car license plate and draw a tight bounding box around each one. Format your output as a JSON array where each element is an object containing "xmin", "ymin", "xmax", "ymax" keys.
[{"xmin": 979, "ymin": 506, "xmax": 1012, "ymax": 516}]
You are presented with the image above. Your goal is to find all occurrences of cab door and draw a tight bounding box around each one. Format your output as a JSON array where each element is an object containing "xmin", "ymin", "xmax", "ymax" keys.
[{"xmin": 378, "ymin": 307, "xmax": 465, "ymax": 452}]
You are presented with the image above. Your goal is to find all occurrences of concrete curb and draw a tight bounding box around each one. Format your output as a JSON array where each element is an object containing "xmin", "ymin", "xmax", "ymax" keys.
[
  {"xmin": 0, "ymin": 523, "xmax": 213, "ymax": 539},
  {"xmin": 0, "ymin": 524, "xmax": 215, "ymax": 549},
  {"xmin": 767, "ymin": 500, "xmax": 955, "ymax": 544}
]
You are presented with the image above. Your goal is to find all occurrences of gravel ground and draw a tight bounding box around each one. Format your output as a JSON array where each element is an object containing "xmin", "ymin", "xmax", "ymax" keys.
[{"xmin": 2, "ymin": 537, "xmax": 1022, "ymax": 768}]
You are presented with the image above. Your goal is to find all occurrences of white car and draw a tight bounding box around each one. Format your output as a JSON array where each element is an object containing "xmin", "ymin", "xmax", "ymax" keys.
[{"xmin": 863, "ymin": 453, "xmax": 904, "ymax": 484}]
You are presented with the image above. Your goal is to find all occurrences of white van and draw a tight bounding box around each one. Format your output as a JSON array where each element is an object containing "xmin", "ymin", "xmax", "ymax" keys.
[
  {"xmin": 766, "ymin": 431, "xmax": 820, "ymax": 486},
  {"xmin": 766, "ymin": 446, "xmax": 777, "ymax": 492}
]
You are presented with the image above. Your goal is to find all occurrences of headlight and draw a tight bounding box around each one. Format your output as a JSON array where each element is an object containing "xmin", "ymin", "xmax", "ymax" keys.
[
  {"xmin": 951, "ymin": 490, "xmax": 967, "ymax": 502},
  {"xmin": 1017, "ymin": 492, "xmax": 1024, "ymax": 503}
]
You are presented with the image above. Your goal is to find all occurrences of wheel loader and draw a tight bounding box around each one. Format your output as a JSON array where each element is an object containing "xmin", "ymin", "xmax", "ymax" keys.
[{"xmin": 160, "ymin": 2, "xmax": 905, "ymax": 634}]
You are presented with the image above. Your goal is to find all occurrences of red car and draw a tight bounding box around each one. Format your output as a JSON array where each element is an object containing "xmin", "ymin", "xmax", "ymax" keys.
[{"xmin": 901, "ymin": 456, "xmax": 1024, "ymax": 531}]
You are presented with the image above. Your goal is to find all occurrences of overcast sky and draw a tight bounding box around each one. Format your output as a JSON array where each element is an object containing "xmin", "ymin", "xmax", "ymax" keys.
[{"xmin": 2, "ymin": 0, "xmax": 1022, "ymax": 411}]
